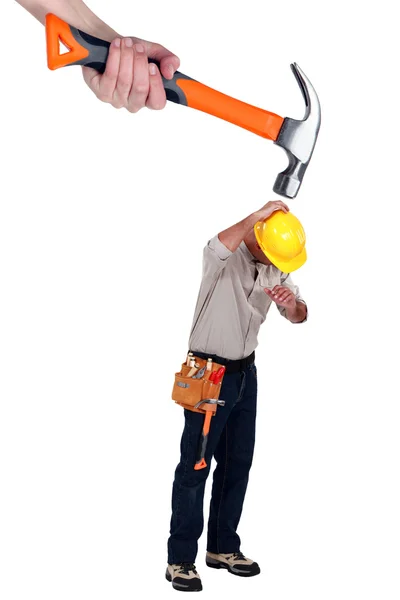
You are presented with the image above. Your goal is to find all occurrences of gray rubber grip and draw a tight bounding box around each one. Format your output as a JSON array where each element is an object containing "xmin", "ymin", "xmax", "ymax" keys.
[
  {"xmin": 66, "ymin": 26, "xmax": 194, "ymax": 105},
  {"xmin": 195, "ymin": 433, "xmax": 208, "ymax": 466}
]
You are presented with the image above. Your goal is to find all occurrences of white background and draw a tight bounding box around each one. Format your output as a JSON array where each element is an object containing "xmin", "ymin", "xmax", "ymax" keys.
[{"xmin": 1, "ymin": 1, "xmax": 399, "ymax": 599}]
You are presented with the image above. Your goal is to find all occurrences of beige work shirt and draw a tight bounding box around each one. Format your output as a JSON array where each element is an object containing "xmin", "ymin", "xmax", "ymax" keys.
[{"xmin": 188, "ymin": 235, "xmax": 307, "ymax": 360}]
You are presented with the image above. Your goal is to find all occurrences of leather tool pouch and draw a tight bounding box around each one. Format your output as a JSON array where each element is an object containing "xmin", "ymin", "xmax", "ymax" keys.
[{"xmin": 172, "ymin": 356, "xmax": 225, "ymax": 413}]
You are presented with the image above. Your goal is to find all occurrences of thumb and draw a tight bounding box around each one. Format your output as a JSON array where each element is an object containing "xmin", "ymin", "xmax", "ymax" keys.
[
  {"xmin": 146, "ymin": 42, "xmax": 180, "ymax": 79},
  {"xmin": 82, "ymin": 66, "xmax": 101, "ymax": 94}
]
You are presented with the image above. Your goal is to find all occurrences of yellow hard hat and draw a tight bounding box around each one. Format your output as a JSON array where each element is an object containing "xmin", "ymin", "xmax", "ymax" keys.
[{"xmin": 254, "ymin": 210, "xmax": 307, "ymax": 273}]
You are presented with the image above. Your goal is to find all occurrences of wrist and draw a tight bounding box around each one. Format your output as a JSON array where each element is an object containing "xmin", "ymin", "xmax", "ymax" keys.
[
  {"xmin": 79, "ymin": 12, "xmax": 119, "ymax": 41},
  {"xmin": 252, "ymin": 210, "xmax": 264, "ymax": 223},
  {"xmin": 246, "ymin": 211, "xmax": 264, "ymax": 231},
  {"xmin": 286, "ymin": 301, "xmax": 306, "ymax": 323},
  {"xmin": 59, "ymin": 0, "xmax": 120, "ymax": 41},
  {"xmin": 285, "ymin": 303, "xmax": 298, "ymax": 315}
]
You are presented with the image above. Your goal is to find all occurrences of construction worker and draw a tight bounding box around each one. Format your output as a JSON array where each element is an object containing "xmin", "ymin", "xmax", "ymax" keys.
[{"xmin": 166, "ymin": 199, "xmax": 308, "ymax": 592}]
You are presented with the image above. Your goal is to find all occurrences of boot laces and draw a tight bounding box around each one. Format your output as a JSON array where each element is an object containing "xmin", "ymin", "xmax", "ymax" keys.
[
  {"xmin": 232, "ymin": 551, "xmax": 246, "ymax": 561},
  {"xmin": 178, "ymin": 562, "xmax": 197, "ymax": 575}
]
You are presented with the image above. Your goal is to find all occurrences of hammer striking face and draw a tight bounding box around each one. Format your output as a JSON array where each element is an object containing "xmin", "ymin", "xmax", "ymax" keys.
[{"xmin": 46, "ymin": 14, "xmax": 321, "ymax": 198}]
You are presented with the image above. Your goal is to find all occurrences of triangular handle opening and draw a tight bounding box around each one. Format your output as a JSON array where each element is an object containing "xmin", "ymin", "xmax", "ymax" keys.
[
  {"xmin": 58, "ymin": 37, "xmax": 71, "ymax": 56},
  {"xmin": 46, "ymin": 13, "xmax": 89, "ymax": 70}
]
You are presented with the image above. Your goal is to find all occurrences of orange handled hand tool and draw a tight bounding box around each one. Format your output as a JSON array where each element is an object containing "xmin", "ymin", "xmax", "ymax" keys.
[
  {"xmin": 45, "ymin": 14, "xmax": 321, "ymax": 198},
  {"xmin": 194, "ymin": 408, "xmax": 213, "ymax": 471},
  {"xmin": 45, "ymin": 14, "xmax": 282, "ymax": 139},
  {"xmin": 193, "ymin": 400, "xmax": 225, "ymax": 471},
  {"xmin": 193, "ymin": 370, "xmax": 226, "ymax": 470}
]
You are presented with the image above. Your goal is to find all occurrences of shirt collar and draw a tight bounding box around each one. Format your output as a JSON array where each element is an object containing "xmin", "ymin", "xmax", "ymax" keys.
[
  {"xmin": 239, "ymin": 241, "xmax": 282, "ymax": 278},
  {"xmin": 239, "ymin": 241, "xmax": 257, "ymax": 263}
]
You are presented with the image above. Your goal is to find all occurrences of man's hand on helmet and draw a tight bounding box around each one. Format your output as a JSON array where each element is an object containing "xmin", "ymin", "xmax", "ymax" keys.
[{"xmin": 255, "ymin": 200, "xmax": 289, "ymax": 222}]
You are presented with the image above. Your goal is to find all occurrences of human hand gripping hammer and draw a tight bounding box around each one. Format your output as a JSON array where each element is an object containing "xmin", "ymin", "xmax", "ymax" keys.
[{"xmin": 45, "ymin": 14, "xmax": 321, "ymax": 198}]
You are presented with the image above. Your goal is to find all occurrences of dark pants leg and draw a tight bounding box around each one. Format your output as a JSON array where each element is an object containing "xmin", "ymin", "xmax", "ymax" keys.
[
  {"xmin": 207, "ymin": 362, "xmax": 257, "ymax": 553},
  {"xmin": 167, "ymin": 362, "xmax": 257, "ymax": 564}
]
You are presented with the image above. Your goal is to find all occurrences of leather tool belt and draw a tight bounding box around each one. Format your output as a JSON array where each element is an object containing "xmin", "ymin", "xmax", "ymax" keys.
[{"xmin": 172, "ymin": 355, "xmax": 226, "ymax": 414}]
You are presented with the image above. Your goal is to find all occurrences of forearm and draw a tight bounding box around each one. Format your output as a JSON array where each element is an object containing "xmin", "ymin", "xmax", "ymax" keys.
[
  {"xmin": 15, "ymin": 0, "xmax": 119, "ymax": 40},
  {"xmin": 285, "ymin": 301, "xmax": 307, "ymax": 324},
  {"xmin": 218, "ymin": 211, "xmax": 262, "ymax": 253}
]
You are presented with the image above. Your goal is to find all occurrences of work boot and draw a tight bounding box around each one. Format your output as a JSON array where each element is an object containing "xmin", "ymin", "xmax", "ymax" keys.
[
  {"xmin": 206, "ymin": 551, "xmax": 260, "ymax": 577},
  {"xmin": 166, "ymin": 563, "xmax": 203, "ymax": 592}
]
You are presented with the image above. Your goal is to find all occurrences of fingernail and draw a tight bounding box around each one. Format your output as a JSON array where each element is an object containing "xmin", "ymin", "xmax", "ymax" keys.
[
  {"xmin": 168, "ymin": 63, "xmax": 174, "ymax": 76},
  {"xmin": 113, "ymin": 38, "xmax": 121, "ymax": 48},
  {"xmin": 124, "ymin": 38, "xmax": 133, "ymax": 47},
  {"xmin": 136, "ymin": 44, "xmax": 144, "ymax": 53},
  {"xmin": 149, "ymin": 63, "xmax": 157, "ymax": 75}
]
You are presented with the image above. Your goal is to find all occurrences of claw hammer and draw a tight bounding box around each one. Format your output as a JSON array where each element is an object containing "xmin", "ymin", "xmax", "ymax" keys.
[
  {"xmin": 194, "ymin": 399, "xmax": 225, "ymax": 471},
  {"xmin": 45, "ymin": 14, "xmax": 321, "ymax": 198}
]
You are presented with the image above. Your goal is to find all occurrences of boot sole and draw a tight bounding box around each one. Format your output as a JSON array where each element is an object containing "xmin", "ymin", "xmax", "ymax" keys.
[
  {"xmin": 165, "ymin": 571, "xmax": 203, "ymax": 592},
  {"xmin": 206, "ymin": 559, "xmax": 260, "ymax": 578}
]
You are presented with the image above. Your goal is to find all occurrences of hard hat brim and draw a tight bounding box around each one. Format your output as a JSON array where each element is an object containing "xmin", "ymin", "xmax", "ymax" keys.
[
  {"xmin": 254, "ymin": 222, "xmax": 307, "ymax": 273},
  {"xmin": 264, "ymin": 246, "xmax": 307, "ymax": 273}
]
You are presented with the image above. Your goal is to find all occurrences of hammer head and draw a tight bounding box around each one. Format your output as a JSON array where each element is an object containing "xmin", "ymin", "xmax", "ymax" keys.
[{"xmin": 273, "ymin": 64, "xmax": 321, "ymax": 198}]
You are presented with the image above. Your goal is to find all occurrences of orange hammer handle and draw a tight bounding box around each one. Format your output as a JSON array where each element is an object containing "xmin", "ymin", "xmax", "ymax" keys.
[
  {"xmin": 194, "ymin": 411, "xmax": 213, "ymax": 471},
  {"xmin": 45, "ymin": 14, "xmax": 284, "ymax": 141},
  {"xmin": 177, "ymin": 79, "xmax": 284, "ymax": 140}
]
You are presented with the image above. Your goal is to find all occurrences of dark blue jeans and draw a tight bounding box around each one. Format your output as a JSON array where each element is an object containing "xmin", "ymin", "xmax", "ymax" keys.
[{"xmin": 167, "ymin": 361, "xmax": 258, "ymax": 564}]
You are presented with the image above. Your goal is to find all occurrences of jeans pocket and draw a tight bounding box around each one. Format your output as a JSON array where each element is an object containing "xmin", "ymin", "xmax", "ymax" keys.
[{"xmin": 249, "ymin": 363, "xmax": 257, "ymax": 380}]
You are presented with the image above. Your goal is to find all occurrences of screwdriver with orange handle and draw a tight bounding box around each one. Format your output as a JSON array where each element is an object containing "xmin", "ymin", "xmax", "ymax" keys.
[{"xmin": 45, "ymin": 14, "xmax": 284, "ymax": 141}]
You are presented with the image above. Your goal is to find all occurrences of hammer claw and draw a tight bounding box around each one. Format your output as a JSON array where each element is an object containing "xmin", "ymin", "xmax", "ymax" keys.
[{"xmin": 273, "ymin": 63, "xmax": 321, "ymax": 198}]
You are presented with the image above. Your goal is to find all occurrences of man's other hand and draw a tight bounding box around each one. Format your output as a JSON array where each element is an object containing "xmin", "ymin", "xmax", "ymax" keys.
[{"xmin": 264, "ymin": 286, "xmax": 296, "ymax": 309}]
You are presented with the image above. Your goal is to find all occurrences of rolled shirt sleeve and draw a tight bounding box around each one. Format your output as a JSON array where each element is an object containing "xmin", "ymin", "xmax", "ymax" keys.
[
  {"xmin": 277, "ymin": 272, "xmax": 308, "ymax": 323},
  {"xmin": 202, "ymin": 235, "xmax": 233, "ymax": 279}
]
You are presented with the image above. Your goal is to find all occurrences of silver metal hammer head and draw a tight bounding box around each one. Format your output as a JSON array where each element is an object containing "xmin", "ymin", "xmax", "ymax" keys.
[
  {"xmin": 273, "ymin": 63, "xmax": 321, "ymax": 198},
  {"xmin": 194, "ymin": 398, "xmax": 226, "ymax": 409}
]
